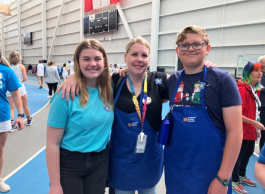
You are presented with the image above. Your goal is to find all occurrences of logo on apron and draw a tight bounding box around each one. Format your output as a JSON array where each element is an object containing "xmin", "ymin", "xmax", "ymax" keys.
[{"xmin": 183, "ymin": 117, "xmax": 196, "ymax": 122}]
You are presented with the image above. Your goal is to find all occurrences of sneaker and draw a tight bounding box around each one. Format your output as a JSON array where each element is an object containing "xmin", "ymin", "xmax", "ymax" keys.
[
  {"xmin": 9, "ymin": 125, "xmax": 17, "ymax": 133},
  {"xmin": 39, "ymin": 85, "xmax": 43, "ymax": 89},
  {"xmin": 0, "ymin": 178, "xmax": 10, "ymax": 192},
  {"xmin": 27, "ymin": 117, "xmax": 33, "ymax": 126},
  {"xmin": 232, "ymin": 182, "xmax": 248, "ymax": 194},
  {"xmin": 240, "ymin": 176, "xmax": 257, "ymax": 187}
]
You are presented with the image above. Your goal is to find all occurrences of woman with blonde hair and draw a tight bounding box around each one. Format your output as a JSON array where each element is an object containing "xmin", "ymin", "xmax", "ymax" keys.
[
  {"xmin": 46, "ymin": 60, "xmax": 61, "ymax": 98},
  {"xmin": 46, "ymin": 39, "xmax": 114, "ymax": 194},
  {"xmin": 0, "ymin": 49, "xmax": 24, "ymax": 192},
  {"xmin": 6, "ymin": 51, "xmax": 33, "ymax": 131}
]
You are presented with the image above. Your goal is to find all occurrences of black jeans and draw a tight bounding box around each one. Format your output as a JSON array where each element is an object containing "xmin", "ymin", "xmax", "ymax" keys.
[
  {"xmin": 60, "ymin": 147, "xmax": 109, "ymax": 194},
  {"xmin": 47, "ymin": 82, "xmax": 58, "ymax": 96},
  {"xmin": 232, "ymin": 140, "xmax": 255, "ymax": 182},
  {"xmin": 260, "ymin": 130, "xmax": 265, "ymax": 151}
]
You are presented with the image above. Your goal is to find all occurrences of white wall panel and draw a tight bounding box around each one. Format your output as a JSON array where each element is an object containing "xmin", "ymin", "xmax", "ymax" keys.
[
  {"xmin": 158, "ymin": 34, "xmax": 177, "ymax": 50},
  {"xmin": 223, "ymin": 1, "xmax": 265, "ymax": 25},
  {"xmin": 158, "ymin": 50, "xmax": 176, "ymax": 67},
  {"xmin": 107, "ymin": 53, "xmax": 126, "ymax": 64},
  {"xmin": 21, "ymin": 5, "xmax": 41, "ymax": 20},
  {"xmin": 21, "ymin": 14, "xmax": 41, "ymax": 28},
  {"xmin": 21, "ymin": 0, "xmax": 41, "ymax": 12},
  {"xmin": 56, "ymin": 33, "xmax": 80, "ymax": 45},
  {"xmin": 160, "ymin": 0, "xmax": 221, "ymax": 15},
  {"xmin": 4, "ymin": 16, "xmax": 18, "ymax": 26},
  {"xmin": 122, "ymin": 3, "xmax": 151, "ymax": 22},
  {"xmin": 130, "ymin": 20, "xmax": 151, "ymax": 36},
  {"xmin": 46, "ymin": 6, "xmax": 60, "ymax": 19},
  {"xmin": 119, "ymin": 0, "xmax": 151, "ymax": 8},
  {"xmin": 23, "ymin": 48, "xmax": 42, "ymax": 56},
  {"xmin": 22, "ymin": 22, "xmax": 42, "ymax": 33},
  {"xmin": 47, "ymin": 17, "xmax": 57, "ymax": 29},
  {"xmin": 160, "ymin": 6, "xmax": 223, "ymax": 32},
  {"xmin": 222, "ymin": 24, "xmax": 265, "ymax": 46},
  {"xmin": 61, "ymin": 10, "xmax": 80, "ymax": 24},
  {"xmin": 5, "ymin": 36, "xmax": 18, "ymax": 45},
  {"xmin": 58, "ymin": 22, "xmax": 80, "ymax": 35}
]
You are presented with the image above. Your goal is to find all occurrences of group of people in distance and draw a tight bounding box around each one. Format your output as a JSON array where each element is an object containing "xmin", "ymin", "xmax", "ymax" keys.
[{"xmin": 44, "ymin": 24, "xmax": 265, "ymax": 194}]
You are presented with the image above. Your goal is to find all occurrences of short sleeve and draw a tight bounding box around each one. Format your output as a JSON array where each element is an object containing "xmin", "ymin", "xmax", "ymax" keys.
[
  {"xmin": 219, "ymin": 72, "xmax": 242, "ymax": 108},
  {"xmin": 258, "ymin": 145, "xmax": 265, "ymax": 164},
  {"xmin": 6, "ymin": 69, "xmax": 21, "ymax": 92},
  {"xmin": 47, "ymin": 92, "xmax": 69, "ymax": 128}
]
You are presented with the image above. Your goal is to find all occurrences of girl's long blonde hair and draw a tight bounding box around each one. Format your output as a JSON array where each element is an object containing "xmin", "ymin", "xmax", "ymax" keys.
[
  {"xmin": 74, "ymin": 39, "xmax": 113, "ymax": 108},
  {"xmin": 0, "ymin": 48, "xmax": 11, "ymax": 67}
]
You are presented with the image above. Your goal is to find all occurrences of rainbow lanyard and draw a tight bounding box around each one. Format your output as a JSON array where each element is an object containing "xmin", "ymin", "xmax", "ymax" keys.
[{"xmin": 128, "ymin": 75, "xmax": 148, "ymax": 131}]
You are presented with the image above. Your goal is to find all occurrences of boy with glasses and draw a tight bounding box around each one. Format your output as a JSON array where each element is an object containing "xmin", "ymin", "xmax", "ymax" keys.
[{"xmin": 164, "ymin": 25, "xmax": 242, "ymax": 194}]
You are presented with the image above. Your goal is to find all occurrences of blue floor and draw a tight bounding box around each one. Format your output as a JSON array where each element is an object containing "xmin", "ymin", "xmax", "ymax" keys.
[{"xmin": 6, "ymin": 84, "xmax": 265, "ymax": 194}]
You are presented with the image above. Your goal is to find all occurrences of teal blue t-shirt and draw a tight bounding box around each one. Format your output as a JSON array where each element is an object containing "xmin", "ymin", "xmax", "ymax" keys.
[{"xmin": 47, "ymin": 87, "xmax": 114, "ymax": 153}]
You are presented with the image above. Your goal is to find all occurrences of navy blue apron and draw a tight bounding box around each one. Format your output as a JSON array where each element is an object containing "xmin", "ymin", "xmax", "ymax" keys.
[
  {"xmin": 109, "ymin": 74, "xmax": 163, "ymax": 191},
  {"xmin": 164, "ymin": 67, "xmax": 232, "ymax": 194}
]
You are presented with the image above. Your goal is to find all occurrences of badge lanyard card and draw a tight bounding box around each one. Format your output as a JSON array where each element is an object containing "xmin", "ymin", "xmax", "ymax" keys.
[{"xmin": 128, "ymin": 75, "xmax": 148, "ymax": 153}]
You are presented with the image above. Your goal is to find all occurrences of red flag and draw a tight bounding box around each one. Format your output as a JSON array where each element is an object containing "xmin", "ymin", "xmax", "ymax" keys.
[
  {"xmin": 84, "ymin": 0, "xmax": 93, "ymax": 12},
  {"xmin": 84, "ymin": 0, "xmax": 120, "ymax": 12}
]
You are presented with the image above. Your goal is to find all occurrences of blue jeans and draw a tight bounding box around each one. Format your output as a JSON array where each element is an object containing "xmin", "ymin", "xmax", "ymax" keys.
[{"xmin": 115, "ymin": 186, "xmax": 156, "ymax": 194}]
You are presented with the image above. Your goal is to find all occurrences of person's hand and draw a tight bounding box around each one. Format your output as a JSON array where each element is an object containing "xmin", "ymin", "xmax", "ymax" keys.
[
  {"xmin": 14, "ymin": 116, "xmax": 24, "ymax": 130},
  {"xmin": 204, "ymin": 61, "xmax": 216, "ymax": 68},
  {"xmin": 117, "ymin": 68, "xmax": 128, "ymax": 76},
  {"xmin": 254, "ymin": 122, "xmax": 265, "ymax": 130},
  {"xmin": 257, "ymin": 130, "xmax": 261, "ymax": 139},
  {"xmin": 208, "ymin": 178, "xmax": 228, "ymax": 194},
  {"xmin": 49, "ymin": 185, "xmax": 63, "ymax": 194},
  {"xmin": 56, "ymin": 74, "xmax": 79, "ymax": 101}
]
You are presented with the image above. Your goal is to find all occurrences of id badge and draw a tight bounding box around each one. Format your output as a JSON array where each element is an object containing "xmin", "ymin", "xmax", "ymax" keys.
[{"xmin": 135, "ymin": 132, "xmax": 147, "ymax": 153}]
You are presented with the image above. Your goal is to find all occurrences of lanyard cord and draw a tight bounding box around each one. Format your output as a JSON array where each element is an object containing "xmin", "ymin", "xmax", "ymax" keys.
[{"xmin": 128, "ymin": 75, "xmax": 148, "ymax": 131}]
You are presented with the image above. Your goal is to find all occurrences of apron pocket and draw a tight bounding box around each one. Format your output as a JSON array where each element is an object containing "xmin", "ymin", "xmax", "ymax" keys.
[{"xmin": 109, "ymin": 155, "xmax": 163, "ymax": 191}]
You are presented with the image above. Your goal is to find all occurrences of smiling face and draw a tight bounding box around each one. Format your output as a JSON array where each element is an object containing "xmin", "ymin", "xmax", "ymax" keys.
[
  {"xmin": 79, "ymin": 48, "xmax": 104, "ymax": 85},
  {"xmin": 176, "ymin": 33, "xmax": 211, "ymax": 70},
  {"xmin": 124, "ymin": 43, "xmax": 150, "ymax": 76}
]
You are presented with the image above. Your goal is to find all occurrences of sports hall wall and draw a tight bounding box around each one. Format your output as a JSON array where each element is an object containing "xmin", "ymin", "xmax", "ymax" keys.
[{"xmin": 0, "ymin": 0, "xmax": 265, "ymax": 74}]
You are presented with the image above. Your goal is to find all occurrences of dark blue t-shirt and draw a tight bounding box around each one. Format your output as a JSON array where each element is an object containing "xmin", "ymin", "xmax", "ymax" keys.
[
  {"xmin": 165, "ymin": 67, "xmax": 242, "ymax": 134},
  {"xmin": 258, "ymin": 145, "xmax": 265, "ymax": 164}
]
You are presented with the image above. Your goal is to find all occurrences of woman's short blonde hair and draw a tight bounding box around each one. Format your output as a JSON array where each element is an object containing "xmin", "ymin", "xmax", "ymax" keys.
[
  {"xmin": 9, "ymin": 51, "xmax": 21, "ymax": 65},
  {"xmin": 176, "ymin": 25, "xmax": 210, "ymax": 45},
  {"xmin": 73, "ymin": 39, "xmax": 113, "ymax": 108},
  {"xmin": 125, "ymin": 36, "xmax": 150, "ymax": 54}
]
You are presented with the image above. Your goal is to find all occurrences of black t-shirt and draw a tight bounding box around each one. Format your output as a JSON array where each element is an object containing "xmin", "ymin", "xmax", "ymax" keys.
[{"xmin": 112, "ymin": 72, "xmax": 167, "ymax": 132}]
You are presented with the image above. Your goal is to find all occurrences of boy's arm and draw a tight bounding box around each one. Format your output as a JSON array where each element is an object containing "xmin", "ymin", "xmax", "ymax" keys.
[
  {"xmin": 254, "ymin": 162, "xmax": 265, "ymax": 188},
  {"xmin": 208, "ymin": 105, "xmax": 242, "ymax": 194}
]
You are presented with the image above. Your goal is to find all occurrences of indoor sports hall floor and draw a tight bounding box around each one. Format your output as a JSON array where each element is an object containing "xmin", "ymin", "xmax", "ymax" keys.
[{"xmin": 2, "ymin": 76, "xmax": 265, "ymax": 194}]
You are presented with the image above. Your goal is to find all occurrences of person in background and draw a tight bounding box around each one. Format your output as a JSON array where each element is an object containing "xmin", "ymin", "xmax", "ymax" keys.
[
  {"xmin": 62, "ymin": 63, "xmax": 69, "ymax": 81},
  {"xmin": 46, "ymin": 61, "xmax": 61, "ymax": 98},
  {"xmin": 259, "ymin": 55, "xmax": 265, "ymax": 152},
  {"xmin": 6, "ymin": 51, "xmax": 33, "ymax": 132},
  {"xmin": 68, "ymin": 59, "xmax": 75, "ymax": 75},
  {"xmin": 109, "ymin": 64, "xmax": 113, "ymax": 68},
  {"xmin": 0, "ymin": 50, "xmax": 24, "ymax": 192},
  {"xmin": 46, "ymin": 39, "xmax": 114, "ymax": 194},
  {"xmin": 35, "ymin": 60, "xmax": 46, "ymax": 89},
  {"xmin": 232, "ymin": 61, "xmax": 265, "ymax": 194},
  {"xmin": 164, "ymin": 25, "xmax": 242, "ymax": 194},
  {"xmin": 27, "ymin": 64, "xmax": 32, "ymax": 74},
  {"xmin": 254, "ymin": 144, "xmax": 265, "ymax": 189}
]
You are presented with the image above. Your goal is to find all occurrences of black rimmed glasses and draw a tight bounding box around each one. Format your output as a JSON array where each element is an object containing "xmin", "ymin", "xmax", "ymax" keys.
[{"xmin": 177, "ymin": 42, "xmax": 207, "ymax": 51}]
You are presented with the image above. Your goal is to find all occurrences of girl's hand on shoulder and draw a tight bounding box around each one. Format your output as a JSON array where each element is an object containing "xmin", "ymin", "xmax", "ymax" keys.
[
  {"xmin": 49, "ymin": 185, "xmax": 63, "ymax": 194},
  {"xmin": 204, "ymin": 61, "xmax": 216, "ymax": 68},
  {"xmin": 117, "ymin": 68, "xmax": 128, "ymax": 76},
  {"xmin": 57, "ymin": 74, "xmax": 79, "ymax": 101}
]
